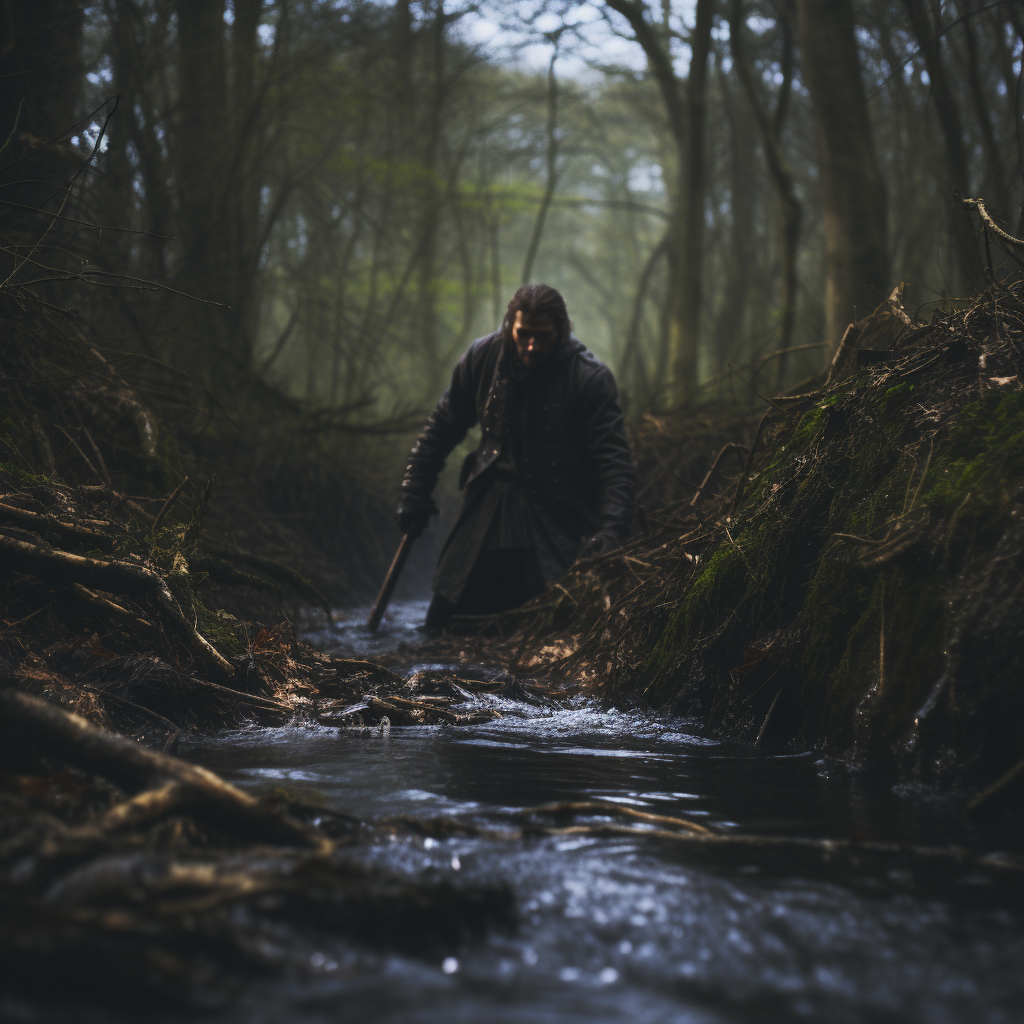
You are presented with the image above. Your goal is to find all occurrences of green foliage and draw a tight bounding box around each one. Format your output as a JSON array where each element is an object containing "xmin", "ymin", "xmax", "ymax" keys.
[{"xmin": 193, "ymin": 598, "xmax": 248, "ymax": 657}]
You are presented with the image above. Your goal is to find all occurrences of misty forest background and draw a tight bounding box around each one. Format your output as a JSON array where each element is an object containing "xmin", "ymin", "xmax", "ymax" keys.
[{"xmin": 3, "ymin": 0, "xmax": 1023, "ymax": 602}]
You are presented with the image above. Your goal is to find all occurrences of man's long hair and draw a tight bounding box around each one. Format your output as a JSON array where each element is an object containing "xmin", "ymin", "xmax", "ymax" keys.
[{"xmin": 500, "ymin": 283, "xmax": 572, "ymax": 346}]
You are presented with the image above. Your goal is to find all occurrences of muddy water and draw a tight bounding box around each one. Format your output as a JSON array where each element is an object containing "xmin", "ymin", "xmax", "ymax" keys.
[{"xmin": 184, "ymin": 602, "xmax": 1024, "ymax": 1024}]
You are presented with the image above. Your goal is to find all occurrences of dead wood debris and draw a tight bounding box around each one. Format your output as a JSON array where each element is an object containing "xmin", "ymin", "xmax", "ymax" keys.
[
  {"xmin": 0, "ymin": 686, "xmax": 513, "ymax": 1011},
  {"xmin": 0, "ymin": 275, "xmax": 526, "ymax": 1013}
]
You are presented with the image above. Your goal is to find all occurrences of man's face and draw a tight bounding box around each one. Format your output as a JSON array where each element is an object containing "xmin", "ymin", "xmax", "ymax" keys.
[{"xmin": 511, "ymin": 310, "xmax": 557, "ymax": 369}]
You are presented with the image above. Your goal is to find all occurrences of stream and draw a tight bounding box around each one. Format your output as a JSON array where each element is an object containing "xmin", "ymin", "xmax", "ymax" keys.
[{"xmin": 182, "ymin": 601, "xmax": 1024, "ymax": 1024}]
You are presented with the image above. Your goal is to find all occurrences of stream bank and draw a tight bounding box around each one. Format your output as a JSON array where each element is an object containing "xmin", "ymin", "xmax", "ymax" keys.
[
  {"xmin": 170, "ymin": 609, "xmax": 1024, "ymax": 1024},
  {"xmin": 485, "ymin": 281, "xmax": 1024, "ymax": 828}
]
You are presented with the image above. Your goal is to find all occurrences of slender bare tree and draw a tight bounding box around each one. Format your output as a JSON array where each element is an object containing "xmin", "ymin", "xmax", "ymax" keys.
[{"xmin": 796, "ymin": 0, "xmax": 889, "ymax": 350}]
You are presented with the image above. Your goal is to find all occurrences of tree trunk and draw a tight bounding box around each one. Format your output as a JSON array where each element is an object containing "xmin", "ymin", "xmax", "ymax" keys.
[
  {"xmin": 173, "ymin": 0, "xmax": 230, "ymax": 374},
  {"xmin": 604, "ymin": 0, "xmax": 712, "ymax": 402},
  {"xmin": 901, "ymin": 0, "xmax": 985, "ymax": 294},
  {"xmin": 0, "ymin": 0, "xmax": 84, "ymax": 218},
  {"xmin": 796, "ymin": 0, "xmax": 889, "ymax": 351},
  {"xmin": 102, "ymin": 0, "xmax": 173, "ymax": 275},
  {"xmin": 226, "ymin": 0, "xmax": 265, "ymax": 370},
  {"xmin": 521, "ymin": 52, "xmax": 560, "ymax": 284},
  {"xmin": 729, "ymin": 0, "xmax": 802, "ymax": 391},
  {"xmin": 415, "ymin": 0, "xmax": 447, "ymax": 396},
  {"xmin": 954, "ymin": 1, "xmax": 1010, "ymax": 223},
  {"xmin": 712, "ymin": 65, "xmax": 755, "ymax": 378},
  {"xmin": 672, "ymin": 0, "xmax": 714, "ymax": 400},
  {"xmin": 619, "ymin": 233, "xmax": 669, "ymax": 401}
]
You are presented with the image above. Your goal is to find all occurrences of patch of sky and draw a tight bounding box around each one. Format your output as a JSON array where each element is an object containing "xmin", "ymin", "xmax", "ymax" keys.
[
  {"xmin": 747, "ymin": 16, "xmax": 775, "ymax": 34},
  {"xmin": 258, "ymin": 23, "xmax": 275, "ymax": 47},
  {"xmin": 80, "ymin": 122, "xmax": 110, "ymax": 154},
  {"xmin": 466, "ymin": 2, "xmax": 648, "ymax": 82},
  {"xmin": 855, "ymin": 25, "xmax": 875, "ymax": 51},
  {"xmin": 920, "ymin": 70, "xmax": 930, "ymax": 86},
  {"xmin": 627, "ymin": 163, "xmax": 663, "ymax": 194},
  {"xmin": 87, "ymin": 69, "xmax": 113, "ymax": 86},
  {"xmin": 533, "ymin": 12, "xmax": 562, "ymax": 34}
]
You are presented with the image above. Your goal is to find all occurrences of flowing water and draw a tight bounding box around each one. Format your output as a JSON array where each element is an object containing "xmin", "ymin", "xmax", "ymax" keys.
[{"xmin": 182, "ymin": 602, "xmax": 1024, "ymax": 1024}]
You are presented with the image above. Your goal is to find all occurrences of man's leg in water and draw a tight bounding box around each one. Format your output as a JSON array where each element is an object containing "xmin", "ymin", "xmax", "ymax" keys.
[
  {"xmin": 424, "ymin": 549, "xmax": 544, "ymax": 630},
  {"xmin": 425, "ymin": 592, "xmax": 456, "ymax": 631}
]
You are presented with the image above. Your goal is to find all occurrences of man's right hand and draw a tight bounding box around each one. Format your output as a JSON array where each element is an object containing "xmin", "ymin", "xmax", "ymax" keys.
[{"xmin": 395, "ymin": 492, "xmax": 439, "ymax": 538}]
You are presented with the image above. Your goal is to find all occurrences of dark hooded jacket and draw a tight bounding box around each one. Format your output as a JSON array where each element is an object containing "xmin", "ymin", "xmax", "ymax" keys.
[{"xmin": 402, "ymin": 330, "xmax": 635, "ymax": 603}]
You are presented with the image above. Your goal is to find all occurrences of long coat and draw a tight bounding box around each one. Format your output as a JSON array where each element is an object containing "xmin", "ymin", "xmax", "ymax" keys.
[{"xmin": 402, "ymin": 330, "xmax": 636, "ymax": 603}]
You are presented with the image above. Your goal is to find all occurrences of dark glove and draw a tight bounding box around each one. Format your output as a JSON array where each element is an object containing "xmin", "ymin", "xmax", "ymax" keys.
[
  {"xmin": 578, "ymin": 530, "xmax": 619, "ymax": 559},
  {"xmin": 395, "ymin": 492, "xmax": 439, "ymax": 538}
]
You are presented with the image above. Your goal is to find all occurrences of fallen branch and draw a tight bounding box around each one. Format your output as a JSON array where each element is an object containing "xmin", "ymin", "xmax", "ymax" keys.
[
  {"xmin": 0, "ymin": 500, "xmax": 117, "ymax": 552},
  {"xmin": 0, "ymin": 682, "xmax": 322, "ymax": 849},
  {"xmin": 0, "ymin": 533, "xmax": 234, "ymax": 678},
  {"xmin": 204, "ymin": 544, "xmax": 329, "ymax": 612},
  {"xmin": 689, "ymin": 442, "xmax": 747, "ymax": 509},
  {"xmin": 69, "ymin": 582, "xmax": 157, "ymax": 633},
  {"xmin": 515, "ymin": 799, "xmax": 711, "ymax": 835},
  {"xmin": 967, "ymin": 755, "xmax": 1024, "ymax": 816},
  {"xmin": 960, "ymin": 195, "xmax": 1024, "ymax": 272}
]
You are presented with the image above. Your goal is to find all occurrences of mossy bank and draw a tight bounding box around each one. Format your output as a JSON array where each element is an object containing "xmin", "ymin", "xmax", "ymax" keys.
[{"xmin": 506, "ymin": 283, "xmax": 1024, "ymax": 811}]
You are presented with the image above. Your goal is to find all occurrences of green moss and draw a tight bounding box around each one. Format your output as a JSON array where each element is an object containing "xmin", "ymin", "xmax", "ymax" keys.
[
  {"xmin": 788, "ymin": 404, "xmax": 829, "ymax": 449},
  {"xmin": 882, "ymin": 382, "xmax": 913, "ymax": 407},
  {"xmin": 641, "ymin": 545, "xmax": 747, "ymax": 695},
  {"xmin": 796, "ymin": 556, "xmax": 945, "ymax": 750},
  {"xmin": 193, "ymin": 599, "xmax": 247, "ymax": 656},
  {"xmin": 921, "ymin": 392, "xmax": 1024, "ymax": 530},
  {"xmin": 624, "ymin": 371, "xmax": 1023, "ymax": 758},
  {"xmin": 799, "ymin": 558, "xmax": 869, "ymax": 692}
]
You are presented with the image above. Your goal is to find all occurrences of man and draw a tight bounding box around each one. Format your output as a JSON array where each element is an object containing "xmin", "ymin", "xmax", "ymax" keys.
[{"xmin": 397, "ymin": 283, "xmax": 635, "ymax": 630}]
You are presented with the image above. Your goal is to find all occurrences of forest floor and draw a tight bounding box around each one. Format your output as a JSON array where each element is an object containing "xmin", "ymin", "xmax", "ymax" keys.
[{"xmin": 3, "ymin": 273, "xmax": 1024, "ymax": 1012}]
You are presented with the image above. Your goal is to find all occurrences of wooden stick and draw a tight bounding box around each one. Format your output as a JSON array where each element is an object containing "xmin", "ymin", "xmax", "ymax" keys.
[{"xmin": 366, "ymin": 534, "xmax": 414, "ymax": 633}]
